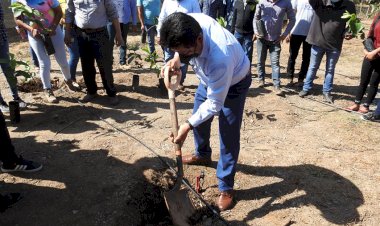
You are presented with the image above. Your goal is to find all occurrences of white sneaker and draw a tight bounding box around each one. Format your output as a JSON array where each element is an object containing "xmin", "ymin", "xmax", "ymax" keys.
[
  {"xmin": 65, "ymin": 79, "xmax": 81, "ymax": 92},
  {"xmin": 45, "ymin": 89, "xmax": 58, "ymax": 103},
  {"xmin": 14, "ymin": 98, "xmax": 27, "ymax": 108},
  {"xmin": 0, "ymin": 101, "xmax": 10, "ymax": 113}
]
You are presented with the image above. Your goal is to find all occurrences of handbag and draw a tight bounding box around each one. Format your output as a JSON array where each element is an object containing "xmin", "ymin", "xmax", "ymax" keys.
[
  {"xmin": 363, "ymin": 38, "xmax": 375, "ymax": 52},
  {"xmin": 363, "ymin": 15, "xmax": 380, "ymax": 51}
]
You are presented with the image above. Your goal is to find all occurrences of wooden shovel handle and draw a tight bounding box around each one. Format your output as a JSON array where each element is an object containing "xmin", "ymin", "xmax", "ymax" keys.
[{"xmin": 169, "ymin": 95, "xmax": 182, "ymax": 156}]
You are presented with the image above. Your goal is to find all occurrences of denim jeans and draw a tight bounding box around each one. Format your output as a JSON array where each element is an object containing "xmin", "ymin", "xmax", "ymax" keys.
[
  {"xmin": 302, "ymin": 45, "xmax": 341, "ymax": 93},
  {"xmin": 234, "ymin": 31, "xmax": 253, "ymax": 72},
  {"xmin": 28, "ymin": 26, "xmax": 71, "ymax": 89},
  {"xmin": 107, "ymin": 22, "xmax": 129, "ymax": 64},
  {"xmin": 256, "ymin": 38, "xmax": 281, "ymax": 86},
  {"xmin": 164, "ymin": 48, "xmax": 188, "ymax": 85},
  {"xmin": 286, "ymin": 34, "xmax": 311, "ymax": 81},
  {"xmin": 29, "ymin": 44, "xmax": 39, "ymax": 67},
  {"xmin": 63, "ymin": 28, "xmax": 80, "ymax": 80},
  {"xmin": 375, "ymin": 100, "xmax": 380, "ymax": 116},
  {"xmin": 193, "ymin": 75, "xmax": 252, "ymax": 191},
  {"xmin": 0, "ymin": 39, "xmax": 19, "ymax": 102},
  {"xmin": 145, "ymin": 24, "xmax": 157, "ymax": 54},
  {"xmin": 77, "ymin": 28, "xmax": 116, "ymax": 96}
]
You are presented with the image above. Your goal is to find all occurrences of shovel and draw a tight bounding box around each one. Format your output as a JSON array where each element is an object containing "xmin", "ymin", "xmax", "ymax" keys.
[{"xmin": 163, "ymin": 66, "xmax": 195, "ymax": 226}]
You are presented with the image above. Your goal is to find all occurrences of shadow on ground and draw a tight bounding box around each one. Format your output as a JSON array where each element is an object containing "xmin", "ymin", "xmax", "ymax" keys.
[
  {"xmin": 0, "ymin": 136, "xmax": 174, "ymax": 225},
  {"xmin": 228, "ymin": 162, "xmax": 364, "ymax": 225}
]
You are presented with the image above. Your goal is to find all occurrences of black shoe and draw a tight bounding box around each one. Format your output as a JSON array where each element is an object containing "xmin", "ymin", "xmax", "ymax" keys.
[
  {"xmin": 1, "ymin": 156, "xmax": 43, "ymax": 173},
  {"xmin": 361, "ymin": 112, "xmax": 380, "ymax": 122},
  {"xmin": 299, "ymin": 90, "xmax": 309, "ymax": 97},
  {"xmin": 323, "ymin": 93, "xmax": 333, "ymax": 104}
]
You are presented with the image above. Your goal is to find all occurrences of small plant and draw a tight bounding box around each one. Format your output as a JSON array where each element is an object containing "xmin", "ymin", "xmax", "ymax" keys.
[
  {"xmin": 0, "ymin": 53, "xmax": 34, "ymax": 83},
  {"xmin": 127, "ymin": 43, "xmax": 142, "ymax": 67},
  {"xmin": 217, "ymin": 17, "xmax": 227, "ymax": 28},
  {"xmin": 141, "ymin": 46, "xmax": 160, "ymax": 76},
  {"xmin": 341, "ymin": 11, "xmax": 365, "ymax": 39},
  {"xmin": 10, "ymin": 2, "xmax": 49, "ymax": 33}
]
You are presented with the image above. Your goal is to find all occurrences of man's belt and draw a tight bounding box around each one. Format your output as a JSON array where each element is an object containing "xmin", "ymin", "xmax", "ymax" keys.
[{"xmin": 75, "ymin": 26, "xmax": 105, "ymax": 34}]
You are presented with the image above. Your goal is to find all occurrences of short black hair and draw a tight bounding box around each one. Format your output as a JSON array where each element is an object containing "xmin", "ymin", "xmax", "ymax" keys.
[{"xmin": 160, "ymin": 12, "xmax": 202, "ymax": 49}]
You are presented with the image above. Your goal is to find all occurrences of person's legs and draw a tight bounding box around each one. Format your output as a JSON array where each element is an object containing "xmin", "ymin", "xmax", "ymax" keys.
[
  {"xmin": 65, "ymin": 29, "xmax": 80, "ymax": 80},
  {"xmin": 28, "ymin": 41, "xmax": 39, "ymax": 68},
  {"xmin": 354, "ymin": 57, "xmax": 373, "ymax": 104},
  {"xmin": 299, "ymin": 37, "xmax": 311, "ymax": 81},
  {"xmin": 286, "ymin": 34, "xmax": 303, "ymax": 80},
  {"xmin": 77, "ymin": 31, "xmax": 97, "ymax": 95},
  {"xmin": 0, "ymin": 111, "xmax": 18, "ymax": 165},
  {"xmin": 107, "ymin": 22, "xmax": 115, "ymax": 63},
  {"xmin": 92, "ymin": 30, "xmax": 117, "ymax": 97},
  {"xmin": 234, "ymin": 31, "xmax": 245, "ymax": 52},
  {"xmin": 193, "ymin": 83, "xmax": 214, "ymax": 158},
  {"xmin": 302, "ymin": 45, "xmax": 325, "ymax": 92},
  {"xmin": 0, "ymin": 40, "xmax": 19, "ymax": 100},
  {"xmin": 119, "ymin": 23, "xmax": 129, "ymax": 65},
  {"xmin": 28, "ymin": 34, "xmax": 52, "ymax": 90},
  {"xmin": 268, "ymin": 42, "xmax": 281, "ymax": 87},
  {"xmin": 322, "ymin": 48, "xmax": 341, "ymax": 94},
  {"xmin": 51, "ymin": 26, "xmax": 71, "ymax": 81},
  {"xmin": 145, "ymin": 24, "xmax": 156, "ymax": 53},
  {"xmin": 375, "ymin": 100, "xmax": 380, "ymax": 116},
  {"xmin": 217, "ymin": 75, "xmax": 251, "ymax": 191},
  {"xmin": 243, "ymin": 33, "xmax": 254, "ymax": 67},
  {"xmin": 364, "ymin": 61, "xmax": 380, "ymax": 106},
  {"xmin": 256, "ymin": 38, "xmax": 268, "ymax": 82}
]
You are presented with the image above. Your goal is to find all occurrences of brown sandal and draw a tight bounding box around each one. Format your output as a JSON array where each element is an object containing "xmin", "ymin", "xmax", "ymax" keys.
[{"xmin": 345, "ymin": 103, "xmax": 360, "ymax": 111}]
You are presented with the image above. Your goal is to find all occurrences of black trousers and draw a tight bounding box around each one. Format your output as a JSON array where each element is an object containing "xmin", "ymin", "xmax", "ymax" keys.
[
  {"xmin": 286, "ymin": 34, "xmax": 311, "ymax": 81},
  {"xmin": 76, "ymin": 29, "xmax": 117, "ymax": 97},
  {"xmin": 354, "ymin": 57, "xmax": 380, "ymax": 106},
  {"xmin": 0, "ymin": 112, "xmax": 18, "ymax": 165}
]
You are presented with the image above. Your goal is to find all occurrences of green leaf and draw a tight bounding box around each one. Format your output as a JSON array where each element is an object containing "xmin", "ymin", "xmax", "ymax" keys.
[{"xmin": 15, "ymin": 70, "xmax": 33, "ymax": 79}]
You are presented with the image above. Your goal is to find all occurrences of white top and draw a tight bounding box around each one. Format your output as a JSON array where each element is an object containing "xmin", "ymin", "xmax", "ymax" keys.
[
  {"xmin": 187, "ymin": 13, "xmax": 250, "ymax": 127},
  {"xmin": 157, "ymin": 0, "xmax": 201, "ymax": 37},
  {"xmin": 290, "ymin": 0, "xmax": 314, "ymax": 36}
]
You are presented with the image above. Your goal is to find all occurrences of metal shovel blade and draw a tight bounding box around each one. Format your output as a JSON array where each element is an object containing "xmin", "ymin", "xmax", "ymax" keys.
[{"xmin": 164, "ymin": 185, "xmax": 195, "ymax": 226}]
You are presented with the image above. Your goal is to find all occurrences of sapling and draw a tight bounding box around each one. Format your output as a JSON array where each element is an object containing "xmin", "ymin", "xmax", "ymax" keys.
[
  {"xmin": 341, "ymin": 11, "xmax": 365, "ymax": 39},
  {"xmin": 0, "ymin": 53, "xmax": 34, "ymax": 83},
  {"xmin": 10, "ymin": 2, "xmax": 55, "ymax": 54}
]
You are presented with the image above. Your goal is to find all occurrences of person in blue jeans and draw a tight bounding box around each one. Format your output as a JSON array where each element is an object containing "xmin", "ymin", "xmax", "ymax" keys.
[
  {"xmin": 161, "ymin": 13, "xmax": 251, "ymax": 211},
  {"xmin": 107, "ymin": 0, "xmax": 137, "ymax": 66},
  {"xmin": 231, "ymin": 0, "xmax": 257, "ymax": 75},
  {"xmin": 253, "ymin": 0, "xmax": 295, "ymax": 95},
  {"xmin": 137, "ymin": 0, "xmax": 161, "ymax": 54},
  {"xmin": 65, "ymin": 29, "xmax": 80, "ymax": 81},
  {"xmin": 299, "ymin": 0, "xmax": 356, "ymax": 103},
  {"xmin": 59, "ymin": 0, "xmax": 80, "ymax": 81}
]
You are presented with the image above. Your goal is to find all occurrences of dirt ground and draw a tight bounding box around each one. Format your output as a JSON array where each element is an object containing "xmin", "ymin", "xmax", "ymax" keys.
[{"xmin": 0, "ymin": 18, "xmax": 380, "ymax": 226}]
